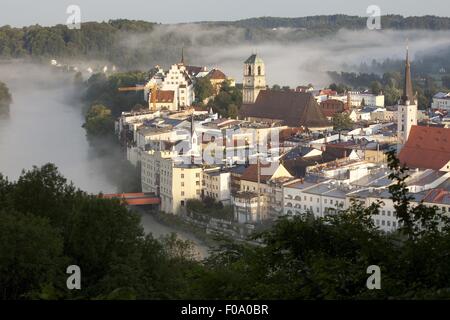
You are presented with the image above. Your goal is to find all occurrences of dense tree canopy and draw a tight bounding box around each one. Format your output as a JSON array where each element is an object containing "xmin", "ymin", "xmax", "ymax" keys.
[
  {"xmin": 207, "ymin": 80, "xmax": 242, "ymax": 118},
  {"xmin": 0, "ymin": 81, "xmax": 12, "ymax": 108},
  {"xmin": 194, "ymin": 77, "xmax": 215, "ymax": 104},
  {"xmin": 1, "ymin": 153, "xmax": 450, "ymax": 300},
  {"xmin": 328, "ymin": 70, "xmax": 447, "ymax": 108},
  {"xmin": 332, "ymin": 112, "xmax": 354, "ymax": 131},
  {"xmin": 0, "ymin": 165, "xmax": 200, "ymax": 300},
  {"xmin": 84, "ymin": 71, "xmax": 147, "ymax": 116},
  {"xmin": 83, "ymin": 104, "xmax": 115, "ymax": 138}
]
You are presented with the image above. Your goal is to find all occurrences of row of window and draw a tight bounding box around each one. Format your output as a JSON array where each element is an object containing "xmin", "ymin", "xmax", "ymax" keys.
[
  {"xmin": 375, "ymin": 219, "xmax": 397, "ymax": 228},
  {"xmin": 285, "ymin": 195, "xmax": 344, "ymax": 207}
]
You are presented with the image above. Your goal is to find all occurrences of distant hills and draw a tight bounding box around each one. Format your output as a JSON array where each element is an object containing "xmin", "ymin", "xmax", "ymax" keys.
[
  {"xmin": 2, "ymin": 15, "xmax": 450, "ymax": 69},
  {"xmin": 204, "ymin": 14, "xmax": 450, "ymax": 30}
]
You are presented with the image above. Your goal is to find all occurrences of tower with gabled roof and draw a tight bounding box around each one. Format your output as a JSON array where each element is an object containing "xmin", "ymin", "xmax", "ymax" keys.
[
  {"xmin": 397, "ymin": 45, "xmax": 417, "ymax": 151},
  {"xmin": 243, "ymin": 53, "xmax": 266, "ymax": 104}
]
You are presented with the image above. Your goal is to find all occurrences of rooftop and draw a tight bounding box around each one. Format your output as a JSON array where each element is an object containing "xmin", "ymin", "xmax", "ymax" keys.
[
  {"xmin": 244, "ymin": 54, "xmax": 264, "ymax": 64},
  {"xmin": 239, "ymin": 90, "xmax": 330, "ymax": 128},
  {"xmin": 399, "ymin": 125, "xmax": 450, "ymax": 171}
]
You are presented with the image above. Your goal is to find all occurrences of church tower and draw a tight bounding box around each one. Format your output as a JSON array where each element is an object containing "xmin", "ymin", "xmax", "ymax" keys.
[
  {"xmin": 397, "ymin": 46, "xmax": 417, "ymax": 151},
  {"xmin": 243, "ymin": 54, "xmax": 266, "ymax": 104}
]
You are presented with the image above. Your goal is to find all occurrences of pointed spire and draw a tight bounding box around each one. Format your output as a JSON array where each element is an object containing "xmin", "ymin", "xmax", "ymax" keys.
[
  {"xmin": 181, "ymin": 47, "xmax": 185, "ymax": 65},
  {"xmin": 401, "ymin": 42, "xmax": 414, "ymax": 105}
]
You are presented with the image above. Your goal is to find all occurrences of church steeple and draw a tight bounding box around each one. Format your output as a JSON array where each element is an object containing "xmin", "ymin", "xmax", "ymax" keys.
[
  {"xmin": 181, "ymin": 47, "xmax": 185, "ymax": 65},
  {"xmin": 401, "ymin": 45, "xmax": 414, "ymax": 105},
  {"xmin": 397, "ymin": 44, "xmax": 418, "ymax": 152}
]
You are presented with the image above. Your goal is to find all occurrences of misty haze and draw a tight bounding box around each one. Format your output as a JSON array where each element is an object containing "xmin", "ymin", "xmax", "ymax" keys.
[
  {"xmin": 0, "ymin": 62, "xmax": 117, "ymax": 193},
  {"xmin": 1, "ymin": 9, "xmax": 450, "ymax": 306}
]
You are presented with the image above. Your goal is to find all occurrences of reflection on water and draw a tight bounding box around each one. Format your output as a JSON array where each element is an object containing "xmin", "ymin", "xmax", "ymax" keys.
[
  {"xmin": 0, "ymin": 61, "xmax": 209, "ymax": 257},
  {"xmin": 0, "ymin": 62, "xmax": 117, "ymax": 193},
  {"xmin": 137, "ymin": 209, "xmax": 209, "ymax": 259}
]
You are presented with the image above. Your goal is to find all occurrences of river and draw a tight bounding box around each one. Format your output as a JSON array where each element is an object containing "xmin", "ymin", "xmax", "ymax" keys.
[{"xmin": 0, "ymin": 61, "xmax": 209, "ymax": 258}]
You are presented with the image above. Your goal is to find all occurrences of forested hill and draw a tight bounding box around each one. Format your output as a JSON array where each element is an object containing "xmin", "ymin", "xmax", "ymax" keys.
[
  {"xmin": 2, "ymin": 15, "xmax": 450, "ymax": 68},
  {"xmin": 0, "ymin": 20, "xmax": 155, "ymax": 60},
  {"xmin": 208, "ymin": 14, "xmax": 450, "ymax": 30}
]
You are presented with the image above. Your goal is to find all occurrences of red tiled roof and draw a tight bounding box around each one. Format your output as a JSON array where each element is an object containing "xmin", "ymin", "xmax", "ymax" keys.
[
  {"xmin": 399, "ymin": 125, "xmax": 450, "ymax": 170},
  {"xmin": 155, "ymin": 90, "xmax": 174, "ymax": 103},
  {"xmin": 279, "ymin": 127, "xmax": 304, "ymax": 141},
  {"xmin": 319, "ymin": 89, "xmax": 337, "ymax": 96},
  {"xmin": 423, "ymin": 188, "xmax": 450, "ymax": 205},
  {"xmin": 320, "ymin": 99, "xmax": 347, "ymax": 117},
  {"xmin": 321, "ymin": 110, "xmax": 336, "ymax": 117},
  {"xmin": 208, "ymin": 69, "xmax": 227, "ymax": 80},
  {"xmin": 241, "ymin": 164, "xmax": 275, "ymax": 183}
]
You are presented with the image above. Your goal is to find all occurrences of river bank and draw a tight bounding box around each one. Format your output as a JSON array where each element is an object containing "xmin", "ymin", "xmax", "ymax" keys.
[{"xmin": 133, "ymin": 207, "xmax": 213, "ymax": 259}]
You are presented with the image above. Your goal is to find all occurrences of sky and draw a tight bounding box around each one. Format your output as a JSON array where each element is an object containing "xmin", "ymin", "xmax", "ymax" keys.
[{"xmin": 1, "ymin": 0, "xmax": 450, "ymax": 27}]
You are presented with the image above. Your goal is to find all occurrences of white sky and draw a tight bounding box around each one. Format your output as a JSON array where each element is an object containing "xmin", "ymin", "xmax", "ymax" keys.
[{"xmin": 1, "ymin": 0, "xmax": 449, "ymax": 27}]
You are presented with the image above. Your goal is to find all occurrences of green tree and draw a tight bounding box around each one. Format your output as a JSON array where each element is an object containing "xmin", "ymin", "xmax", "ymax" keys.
[
  {"xmin": 0, "ymin": 164, "xmax": 200, "ymax": 300},
  {"xmin": 208, "ymin": 80, "xmax": 242, "ymax": 117},
  {"xmin": 332, "ymin": 112, "xmax": 353, "ymax": 131},
  {"xmin": 271, "ymin": 84, "xmax": 281, "ymax": 91},
  {"xmin": 194, "ymin": 77, "xmax": 215, "ymax": 104},
  {"xmin": 370, "ymin": 80, "xmax": 382, "ymax": 94},
  {"xmin": 360, "ymin": 98, "xmax": 366, "ymax": 107},
  {"xmin": 383, "ymin": 84, "xmax": 401, "ymax": 106},
  {"xmin": 0, "ymin": 81, "xmax": 12, "ymax": 108},
  {"xmin": 442, "ymin": 75, "xmax": 450, "ymax": 89},
  {"xmin": 0, "ymin": 211, "xmax": 64, "ymax": 300},
  {"xmin": 83, "ymin": 104, "xmax": 115, "ymax": 137}
]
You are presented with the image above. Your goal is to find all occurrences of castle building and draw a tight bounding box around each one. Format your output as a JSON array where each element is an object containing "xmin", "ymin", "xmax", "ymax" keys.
[
  {"xmin": 397, "ymin": 47, "xmax": 417, "ymax": 151},
  {"xmin": 242, "ymin": 54, "xmax": 266, "ymax": 104},
  {"xmin": 144, "ymin": 51, "xmax": 196, "ymax": 110}
]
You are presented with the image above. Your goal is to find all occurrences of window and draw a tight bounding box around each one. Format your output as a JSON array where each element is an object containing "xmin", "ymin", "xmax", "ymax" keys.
[
  {"xmin": 248, "ymin": 65, "xmax": 252, "ymax": 75},
  {"xmin": 181, "ymin": 182, "xmax": 184, "ymax": 187},
  {"xmin": 257, "ymin": 65, "xmax": 261, "ymax": 75},
  {"xmin": 181, "ymin": 191, "xmax": 185, "ymax": 196},
  {"xmin": 382, "ymin": 220, "xmax": 385, "ymax": 226},
  {"xmin": 196, "ymin": 173, "xmax": 200, "ymax": 177},
  {"xmin": 181, "ymin": 174, "xmax": 184, "ymax": 178},
  {"xmin": 181, "ymin": 200, "xmax": 185, "ymax": 206}
]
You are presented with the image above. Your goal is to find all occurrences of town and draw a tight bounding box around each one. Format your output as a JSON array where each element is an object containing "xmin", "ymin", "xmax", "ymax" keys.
[
  {"xmin": 114, "ymin": 48, "xmax": 450, "ymax": 238},
  {"xmin": 4, "ymin": 3, "xmax": 450, "ymax": 304}
]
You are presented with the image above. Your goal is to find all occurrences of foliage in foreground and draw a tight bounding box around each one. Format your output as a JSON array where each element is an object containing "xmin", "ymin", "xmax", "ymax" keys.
[{"xmin": 1, "ymin": 152, "xmax": 450, "ymax": 299}]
